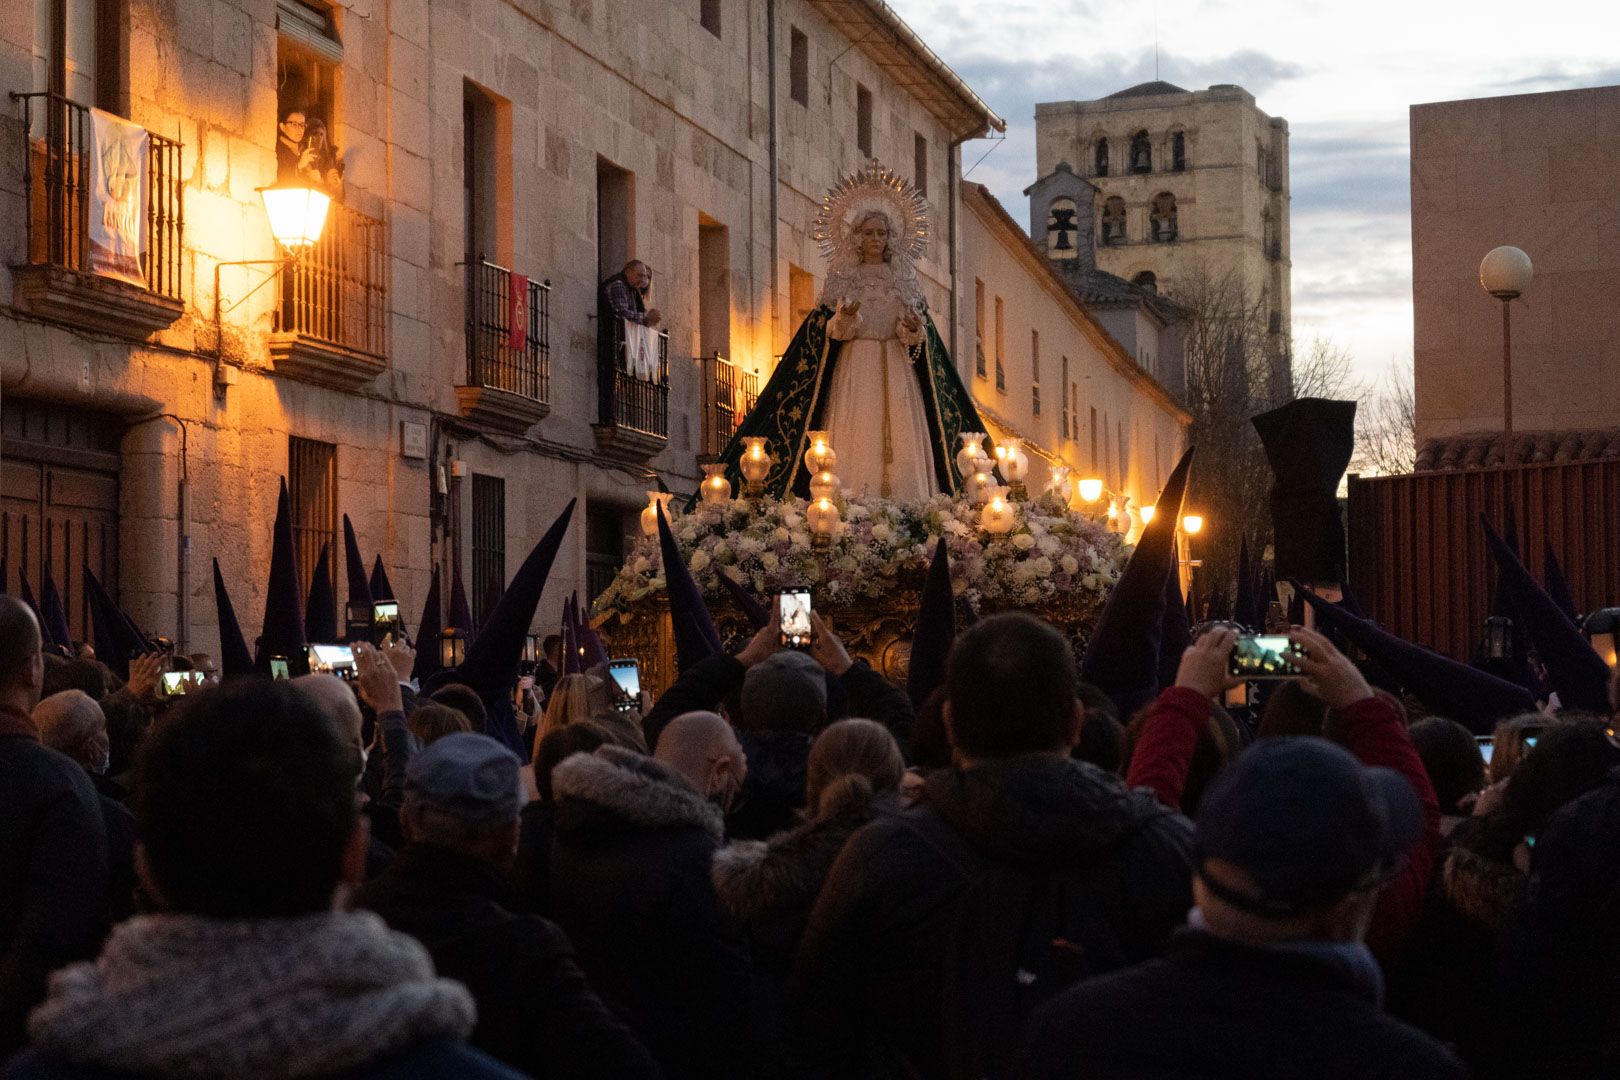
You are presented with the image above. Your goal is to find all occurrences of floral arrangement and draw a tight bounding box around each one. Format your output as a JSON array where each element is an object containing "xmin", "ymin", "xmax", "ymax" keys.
[{"xmin": 592, "ymin": 491, "xmax": 1129, "ymax": 619}]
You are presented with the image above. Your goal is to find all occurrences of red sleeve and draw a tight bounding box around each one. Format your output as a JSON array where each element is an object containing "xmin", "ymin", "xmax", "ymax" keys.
[
  {"xmin": 1337, "ymin": 692, "xmax": 1442, "ymax": 969},
  {"xmin": 1124, "ymin": 686, "xmax": 1210, "ymax": 812}
]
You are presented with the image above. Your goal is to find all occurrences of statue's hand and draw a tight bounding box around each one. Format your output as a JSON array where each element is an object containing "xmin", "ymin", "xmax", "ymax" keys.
[
  {"xmin": 838, "ymin": 298, "xmax": 862, "ymax": 317},
  {"xmin": 900, "ymin": 311, "xmax": 922, "ymax": 333}
]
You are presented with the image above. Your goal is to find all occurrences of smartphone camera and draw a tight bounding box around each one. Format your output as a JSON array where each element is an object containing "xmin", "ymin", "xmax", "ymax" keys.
[
  {"xmin": 609, "ymin": 658, "xmax": 641, "ymax": 713},
  {"xmin": 1227, "ymin": 634, "xmax": 1305, "ymax": 680},
  {"xmin": 371, "ymin": 601, "xmax": 401, "ymax": 646},
  {"xmin": 308, "ymin": 643, "xmax": 358, "ymax": 681},
  {"xmin": 160, "ymin": 671, "xmax": 206, "ymax": 698},
  {"xmin": 778, "ymin": 588, "xmax": 813, "ymax": 649},
  {"xmin": 269, "ymin": 657, "xmax": 291, "ymax": 681}
]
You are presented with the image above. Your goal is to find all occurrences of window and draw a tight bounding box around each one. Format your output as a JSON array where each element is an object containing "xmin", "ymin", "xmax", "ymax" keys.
[
  {"xmin": 789, "ymin": 27, "xmax": 809, "ymax": 106},
  {"xmin": 1171, "ymin": 131, "xmax": 1186, "ymax": 172},
  {"xmin": 1264, "ymin": 210, "xmax": 1281, "ymax": 259},
  {"xmin": 974, "ymin": 279, "xmax": 986, "ymax": 377},
  {"xmin": 914, "ymin": 132, "xmax": 928, "ymax": 196},
  {"xmin": 276, "ymin": 0, "xmax": 340, "ymax": 181},
  {"xmin": 470, "ymin": 474, "xmax": 505, "ymax": 628},
  {"xmin": 1132, "ymin": 270, "xmax": 1158, "ymax": 292},
  {"xmin": 698, "ymin": 215, "xmax": 729, "ymax": 359},
  {"xmin": 288, "ymin": 437, "xmax": 336, "ymax": 607},
  {"xmin": 1118, "ymin": 421, "xmax": 1128, "ymax": 488},
  {"xmin": 1060, "ymin": 356, "xmax": 1070, "ymax": 438},
  {"xmin": 1093, "ymin": 138, "xmax": 1110, "ymax": 177},
  {"xmin": 1101, "ymin": 196, "xmax": 1126, "ymax": 245},
  {"xmin": 596, "ymin": 158, "xmax": 634, "ymax": 283},
  {"xmin": 1090, "ymin": 407, "xmax": 1099, "ymax": 475},
  {"xmin": 856, "ymin": 84, "xmax": 872, "ymax": 158},
  {"xmin": 586, "ymin": 504, "xmax": 635, "ymax": 602},
  {"xmin": 700, "ymin": 0, "xmax": 721, "ymax": 38},
  {"xmin": 1269, "ymin": 310, "xmax": 1283, "ymax": 336},
  {"xmin": 994, "ymin": 296, "xmax": 1006, "ymax": 392},
  {"xmin": 1130, "ymin": 130, "xmax": 1152, "ymax": 173},
  {"xmin": 1150, "ymin": 192, "xmax": 1178, "ymax": 242},
  {"xmin": 33, "ymin": 0, "xmax": 126, "ymax": 113},
  {"xmin": 463, "ymin": 81, "xmax": 510, "ymax": 265},
  {"xmin": 1031, "ymin": 330, "xmax": 1041, "ymax": 417}
]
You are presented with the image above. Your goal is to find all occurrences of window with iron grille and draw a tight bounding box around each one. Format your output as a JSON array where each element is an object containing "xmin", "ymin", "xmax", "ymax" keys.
[
  {"xmin": 288, "ymin": 437, "xmax": 337, "ymax": 607},
  {"xmin": 994, "ymin": 296, "xmax": 1006, "ymax": 392},
  {"xmin": 471, "ymin": 474, "xmax": 505, "ymax": 628},
  {"xmin": 974, "ymin": 279, "xmax": 986, "ymax": 377}
]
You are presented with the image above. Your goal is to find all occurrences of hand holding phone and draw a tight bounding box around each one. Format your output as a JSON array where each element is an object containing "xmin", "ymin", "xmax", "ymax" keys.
[
  {"xmin": 608, "ymin": 659, "xmax": 641, "ymax": 712},
  {"xmin": 1227, "ymin": 634, "xmax": 1304, "ymax": 680},
  {"xmin": 777, "ymin": 589, "xmax": 813, "ymax": 649},
  {"xmin": 161, "ymin": 670, "xmax": 206, "ymax": 698},
  {"xmin": 1287, "ymin": 627, "xmax": 1375, "ymax": 710}
]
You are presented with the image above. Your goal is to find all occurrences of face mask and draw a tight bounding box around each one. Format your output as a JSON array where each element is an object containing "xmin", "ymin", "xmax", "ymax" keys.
[{"xmin": 89, "ymin": 749, "xmax": 110, "ymax": 775}]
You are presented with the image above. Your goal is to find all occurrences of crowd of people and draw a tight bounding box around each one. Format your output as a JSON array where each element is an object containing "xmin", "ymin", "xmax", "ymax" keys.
[{"xmin": 1, "ymin": 579, "xmax": 1617, "ymax": 1079}]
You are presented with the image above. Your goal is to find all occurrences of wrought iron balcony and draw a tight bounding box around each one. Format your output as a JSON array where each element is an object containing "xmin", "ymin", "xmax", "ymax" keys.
[
  {"xmin": 594, "ymin": 318, "xmax": 670, "ymax": 464},
  {"xmin": 699, "ymin": 353, "xmax": 758, "ymax": 460},
  {"xmin": 457, "ymin": 259, "xmax": 550, "ymax": 432},
  {"xmin": 270, "ymin": 203, "xmax": 388, "ymax": 389},
  {"xmin": 10, "ymin": 91, "xmax": 184, "ymax": 336}
]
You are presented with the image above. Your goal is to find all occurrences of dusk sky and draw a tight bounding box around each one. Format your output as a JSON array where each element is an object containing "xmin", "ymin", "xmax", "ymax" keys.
[{"xmin": 890, "ymin": 0, "xmax": 1619, "ymax": 395}]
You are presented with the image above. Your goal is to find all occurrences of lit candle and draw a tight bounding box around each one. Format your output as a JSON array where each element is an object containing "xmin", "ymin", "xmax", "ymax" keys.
[
  {"xmin": 1078, "ymin": 477, "xmax": 1104, "ymax": 503},
  {"xmin": 1181, "ymin": 513, "xmax": 1204, "ymax": 535},
  {"xmin": 700, "ymin": 463, "xmax": 732, "ymax": 505},
  {"xmin": 803, "ymin": 430, "xmax": 838, "ymax": 474},
  {"xmin": 956, "ymin": 432, "xmax": 988, "ymax": 477},
  {"xmin": 809, "ymin": 469, "xmax": 842, "ymax": 502},
  {"xmin": 807, "ymin": 496, "xmax": 841, "ymax": 548},
  {"xmin": 966, "ymin": 469, "xmax": 997, "ymax": 505},
  {"xmin": 1139, "ymin": 504, "xmax": 1156, "ymax": 526},
  {"xmin": 640, "ymin": 491, "xmax": 675, "ymax": 536},
  {"xmin": 739, "ymin": 437, "xmax": 772, "ymax": 496},
  {"xmin": 980, "ymin": 488, "xmax": 1016, "ymax": 534}
]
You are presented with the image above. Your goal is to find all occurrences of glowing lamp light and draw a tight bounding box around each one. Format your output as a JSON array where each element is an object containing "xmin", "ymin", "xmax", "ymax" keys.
[
  {"xmin": 965, "ymin": 469, "xmax": 997, "ymax": 505},
  {"xmin": 1078, "ymin": 477, "xmax": 1104, "ymax": 504},
  {"xmin": 700, "ymin": 464, "xmax": 732, "ymax": 505},
  {"xmin": 804, "ymin": 431, "xmax": 838, "ymax": 474},
  {"xmin": 438, "ymin": 628, "xmax": 466, "ymax": 669},
  {"xmin": 1479, "ymin": 246, "xmax": 1533, "ymax": 301},
  {"xmin": 955, "ymin": 433, "xmax": 988, "ymax": 477},
  {"xmin": 807, "ymin": 496, "xmax": 841, "ymax": 548},
  {"xmin": 259, "ymin": 183, "xmax": 331, "ymax": 249},
  {"xmin": 640, "ymin": 491, "xmax": 675, "ymax": 537},
  {"xmin": 739, "ymin": 437, "xmax": 773, "ymax": 496},
  {"xmin": 523, "ymin": 632, "xmax": 542, "ymax": 665},
  {"xmin": 1584, "ymin": 608, "xmax": 1620, "ymax": 667},
  {"xmin": 1484, "ymin": 615, "xmax": 1514, "ymax": 661},
  {"xmin": 809, "ymin": 469, "xmax": 842, "ymax": 502},
  {"xmin": 1181, "ymin": 513, "xmax": 1204, "ymax": 535},
  {"xmin": 1000, "ymin": 438, "xmax": 1030, "ymax": 486},
  {"xmin": 1139, "ymin": 504, "xmax": 1156, "ymax": 526},
  {"xmin": 1046, "ymin": 465, "xmax": 1072, "ymax": 499},
  {"xmin": 980, "ymin": 488, "xmax": 1017, "ymax": 534}
]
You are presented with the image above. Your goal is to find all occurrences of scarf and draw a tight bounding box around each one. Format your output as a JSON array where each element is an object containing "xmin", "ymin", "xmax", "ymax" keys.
[{"xmin": 29, "ymin": 910, "xmax": 476, "ymax": 1079}]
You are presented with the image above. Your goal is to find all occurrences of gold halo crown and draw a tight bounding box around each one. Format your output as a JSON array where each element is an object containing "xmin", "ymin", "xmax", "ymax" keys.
[{"xmin": 812, "ymin": 159, "xmax": 930, "ymax": 264}]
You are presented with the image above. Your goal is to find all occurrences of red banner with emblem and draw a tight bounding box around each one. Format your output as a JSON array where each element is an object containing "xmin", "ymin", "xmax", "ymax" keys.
[{"xmin": 508, "ymin": 272, "xmax": 529, "ymax": 352}]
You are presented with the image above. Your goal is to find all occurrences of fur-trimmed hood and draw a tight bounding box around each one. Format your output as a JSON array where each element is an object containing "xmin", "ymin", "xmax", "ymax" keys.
[
  {"xmin": 711, "ymin": 787, "xmax": 899, "ymax": 925},
  {"xmin": 551, "ymin": 745, "xmax": 725, "ymax": 844},
  {"xmin": 1442, "ymin": 842, "xmax": 1522, "ymax": 933}
]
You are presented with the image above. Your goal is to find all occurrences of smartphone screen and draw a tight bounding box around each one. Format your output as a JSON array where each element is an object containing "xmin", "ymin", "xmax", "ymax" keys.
[
  {"xmin": 269, "ymin": 657, "xmax": 290, "ymax": 681},
  {"xmin": 372, "ymin": 601, "xmax": 400, "ymax": 645},
  {"xmin": 778, "ymin": 589, "xmax": 813, "ymax": 649},
  {"xmin": 309, "ymin": 643, "xmax": 356, "ymax": 679},
  {"xmin": 1476, "ymin": 736, "xmax": 1494, "ymax": 765},
  {"xmin": 609, "ymin": 659, "xmax": 641, "ymax": 711},
  {"xmin": 161, "ymin": 671, "xmax": 205, "ymax": 697},
  {"xmin": 1228, "ymin": 634, "xmax": 1303, "ymax": 679}
]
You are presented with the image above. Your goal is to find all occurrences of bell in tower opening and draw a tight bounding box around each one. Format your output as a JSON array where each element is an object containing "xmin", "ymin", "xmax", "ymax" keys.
[{"xmin": 1047, "ymin": 197, "xmax": 1079, "ymax": 260}]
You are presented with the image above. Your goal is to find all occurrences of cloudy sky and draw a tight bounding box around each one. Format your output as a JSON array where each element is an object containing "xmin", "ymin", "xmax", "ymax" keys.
[{"xmin": 890, "ymin": 0, "xmax": 1619, "ymax": 390}]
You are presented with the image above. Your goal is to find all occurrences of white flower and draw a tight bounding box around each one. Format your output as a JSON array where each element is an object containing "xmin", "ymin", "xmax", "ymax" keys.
[
  {"xmin": 761, "ymin": 552, "xmax": 779, "ymax": 569},
  {"xmin": 1031, "ymin": 556, "xmax": 1054, "ymax": 576},
  {"xmin": 689, "ymin": 550, "xmax": 711, "ymax": 573},
  {"xmin": 1037, "ymin": 536, "xmax": 1061, "ymax": 557},
  {"xmin": 790, "ymin": 531, "xmax": 812, "ymax": 548},
  {"xmin": 631, "ymin": 557, "xmax": 652, "ymax": 576},
  {"xmin": 773, "ymin": 527, "xmax": 791, "ymax": 542},
  {"xmin": 1011, "ymin": 533, "xmax": 1037, "ymax": 551},
  {"xmin": 1060, "ymin": 554, "xmax": 1079, "ymax": 575},
  {"xmin": 872, "ymin": 522, "xmax": 894, "ymax": 542}
]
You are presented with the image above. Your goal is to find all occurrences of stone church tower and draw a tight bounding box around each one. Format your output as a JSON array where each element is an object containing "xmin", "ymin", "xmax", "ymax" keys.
[{"xmin": 1031, "ymin": 81, "xmax": 1292, "ymax": 392}]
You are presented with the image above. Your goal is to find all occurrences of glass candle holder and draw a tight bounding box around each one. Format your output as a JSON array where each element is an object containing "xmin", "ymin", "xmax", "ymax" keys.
[
  {"xmin": 803, "ymin": 431, "xmax": 838, "ymax": 474},
  {"xmin": 809, "ymin": 469, "xmax": 842, "ymax": 502},
  {"xmin": 980, "ymin": 488, "xmax": 1017, "ymax": 534},
  {"xmin": 807, "ymin": 496, "xmax": 841, "ymax": 548},
  {"xmin": 640, "ymin": 491, "xmax": 676, "ymax": 536},
  {"xmin": 700, "ymin": 464, "xmax": 733, "ymax": 505},
  {"xmin": 739, "ymin": 438, "xmax": 773, "ymax": 496},
  {"xmin": 955, "ymin": 432, "xmax": 988, "ymax": 477}
]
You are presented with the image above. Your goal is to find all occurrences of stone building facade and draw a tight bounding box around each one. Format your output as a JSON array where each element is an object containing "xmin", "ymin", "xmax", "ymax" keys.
[
  {"xmin": 1033, "ymin": 80, "xmax": 1291, "ymax": 389},
  {"xmin": 1409, "ymin": 84, "xmax": 1620, "ymax": 444},
  {"xmin": 960, "ymin": 182, "xmax": 1190, "ymax": 535}
]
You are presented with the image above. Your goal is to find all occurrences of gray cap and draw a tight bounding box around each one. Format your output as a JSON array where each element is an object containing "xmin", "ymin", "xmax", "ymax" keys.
[
  {"xmin": 404, "ymin": 732, "xmax": 524, "ymax": 823},
  {"xmin": 741, "ymin": 651, "xmax": 828, "ymax": 732}
]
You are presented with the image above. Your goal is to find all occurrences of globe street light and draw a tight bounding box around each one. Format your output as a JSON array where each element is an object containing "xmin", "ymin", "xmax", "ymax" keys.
[{"xmin": 1479, "ymin": 246, "xmax": 1533, "ymax": 446}]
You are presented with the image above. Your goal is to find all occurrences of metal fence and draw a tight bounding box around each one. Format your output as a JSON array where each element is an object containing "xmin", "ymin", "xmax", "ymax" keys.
[
  {"xmin": 12, "ymin": 90, "xmax": 184, "ymax": 299},
  {"xmin": 604, "ymin": 321, "xmax": 670, "ymax": 439},
  {"xmin": 276, "ymin": 203, "xmax": 387, "ymax": 357},
  {"xmin": 465, "ymin": 259, "xmax": 549, "ymax": 403},
  {"xmin": 1346, "ymin": 460, "xmax": 1620, "ymax": 659},
  {"xmin": 699, "ymin": 354, "xmax": 758, "ymax": 457}
]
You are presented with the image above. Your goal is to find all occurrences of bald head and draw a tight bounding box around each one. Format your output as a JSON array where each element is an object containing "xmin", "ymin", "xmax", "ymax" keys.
[
  {"xmin": 292, "ymin": 673, "xmax": 363, "ymax": 750},
  {"xmin": 0, "ymin": 596, "xmax": 44, "ymax": 705},
  {"xmin": 34, "ymin": 690, "xmax": 108, "ymax": 772},
  {"xmin": 655, "ymin": 710, "xmax": 747, "ymax": 806}
]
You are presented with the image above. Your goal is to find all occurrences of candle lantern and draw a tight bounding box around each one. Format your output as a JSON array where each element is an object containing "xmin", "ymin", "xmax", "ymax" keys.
[
  {"xmin": 1484, "ymin": 616, "xmax": 1514, "ymax": 660},
  {"xmin": 700, "ymin": 463, "xmax": 732, "ymax": 505},
  {"xmin": 803, "ymin": 431, "xmax": 838, "ymax": 474},
  {"xmin": 1046, "ymin": 465, "xmax": 1072, "ymax": 500},
  {"xmin": 999, "ymin": 438, "xmax": 1030, "ymax": 497},
  {"xmin": 807, "ymin": 496, "xmax": 841, "ymax": 548},
  {"xmin": 438, "ymin": 628, "xmax": 466, "ymax": 669},
  {"xmin": 739, "ymin": 437, "xmax": 773, "ymax": 497},
  {"xmin": 640, "ymin": 491, "xmax": 675, "ymax": 537},
  {"xmin": 809, "ymin": 469, "xmax": 842, "ymax": 502},
  {"xmin": 980, "ymin": 487, "xmax": 1017, "ymax": 534},
  {"xmin": 1582, "ymin": 608, "xmax": 1620, "ymax": 667},
  {"xmin": 955, "ymin": 432, "xmax": 988, "ymax": 477},
  {"xmin": 1078, "ymin": 477, "xmax": 1105, "ymax": 504}
]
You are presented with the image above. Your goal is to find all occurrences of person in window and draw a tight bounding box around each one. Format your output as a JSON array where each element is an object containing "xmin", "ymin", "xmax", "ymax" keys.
[
  {"xmin": 600, "ymin": 261, "xmax": 663, "ymax": 330},
  {"xmin": 275, "ymin": 107, "xmax": 321, "ymax": 187},
  {"xmin": 302, "ymin": 117, "xmax": 345, "ymax": 201}
]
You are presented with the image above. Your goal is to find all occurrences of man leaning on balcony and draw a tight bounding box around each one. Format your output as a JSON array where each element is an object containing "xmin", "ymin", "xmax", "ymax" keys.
[{"xmin": 597, "ymin": 260, "xmax": 663, "ymax": 421}]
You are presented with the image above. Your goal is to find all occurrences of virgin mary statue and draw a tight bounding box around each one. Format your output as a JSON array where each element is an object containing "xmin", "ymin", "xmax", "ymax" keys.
[{"xmin": 715, "ymin": 161, "xmax": 986, "ymax": 502}]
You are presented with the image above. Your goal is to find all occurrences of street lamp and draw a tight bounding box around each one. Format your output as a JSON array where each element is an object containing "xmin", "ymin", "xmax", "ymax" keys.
[
  {"xmin": 259, "ymin": 182, "xmax": 332, "ymax": 249},
  {"xmin": 438, "ymin": 628, "xmax": 467, "ymax": 669},
  {"xmin": 1583, "ymin": 608, "xmax": 1620, "ymax": 667},
  {"xmin": 1078, "ymin": 477, "xmax": 1104, "ymax": 504},
  {"xmin": 1479, "ymin": 246, "xmax": 1533, "ymax": 446}
]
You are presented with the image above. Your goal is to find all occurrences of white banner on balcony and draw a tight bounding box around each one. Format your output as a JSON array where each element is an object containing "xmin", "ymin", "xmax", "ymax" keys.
[
  {"xmin": 87, "ymin": 107, "xmax": 149, "ymax": 288},
  {"xmin": 622, "ymin": 318, "xmax": 659, "ymax": 381}
]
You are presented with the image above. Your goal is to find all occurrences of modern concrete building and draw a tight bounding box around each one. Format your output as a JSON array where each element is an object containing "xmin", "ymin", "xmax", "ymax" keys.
[
  {"xmin": 1409, "ymin": 83, "xmax": 1620, "ymax": 449},
  {"xmin": 1033, "ymin": 80, "xmax": 1291, "ymax": 390}
]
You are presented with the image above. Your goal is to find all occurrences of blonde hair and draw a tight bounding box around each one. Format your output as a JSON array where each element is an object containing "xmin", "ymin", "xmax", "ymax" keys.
[
  {"xmin": 850, "ymin": 210, "xmax": 894, "ymax": 261},
  {"xmin": 805, "ymin": 718, "xmax": 903, "ymax": 819},
  {"xmin": 533, "ymin": 674, "xmax": 599, "ymax": 757}
]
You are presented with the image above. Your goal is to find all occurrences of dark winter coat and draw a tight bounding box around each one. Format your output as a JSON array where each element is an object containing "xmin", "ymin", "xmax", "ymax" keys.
[
  {"xmin": 97, "ymin": 796, "xmax": 137, "ymax": 925},
  {"xmin": 1010, "ymin": 931, "xmax": 1469, "ymax": 1080},
  {"xmin": 0, "ymin": 715, "xmax": 109, "ymax": 1056},
  {"xmin": 789, "ymin": 755, "xmax": 1193, "ymax": 1079},
  {"xmin": 3, "ymin": 1036, "xmax": 520, "ymax": 1080},
  {"xmin": 512, "ymin": 798, "xmax": 558, "ymax": 915},
  {"xmin": 356, "ymin": 842, "xmax": 660, "ymax": 1080},
  {"xmin": 729, "ymin": 730, "xmax": 813, "ymax": 841},
  {"xmin": 549, "ymin": 746, "xmax": 755, "ymax": 1079},
  {"xmin": 1492, "ymin": 770, "xmax": 1620, "ymax": 1080}
]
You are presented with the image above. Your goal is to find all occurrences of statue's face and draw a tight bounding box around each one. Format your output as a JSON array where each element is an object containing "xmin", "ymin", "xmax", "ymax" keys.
[{"xmin": 856, "ymin": 216, "xmax": 890, "ymax": 262}]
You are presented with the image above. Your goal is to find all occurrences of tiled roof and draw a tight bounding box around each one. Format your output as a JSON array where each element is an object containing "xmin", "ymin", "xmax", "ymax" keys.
[
  {"xmin": 1105, "ymin": 80, "xmax": 1190, "ymax": 99},
  {"xmin": 1415, "ymin": 429, "xmax": 1620, "ymax": 472},
  {"xmin": 1067, "ymin": 268, "xmax": 1186, "ymax": 322}
]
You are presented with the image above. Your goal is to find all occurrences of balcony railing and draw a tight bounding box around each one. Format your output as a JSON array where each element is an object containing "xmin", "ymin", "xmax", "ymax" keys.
[
  {"xmin": 699, "ymin": 353, "xmax": 758, "ymax": 459},
  {"xmin": 11, "ymin": 91, "xmax": 184, "ymax": 333},
  {"xmin": 459, "ymin": 259, "xmax": 550, "ymax": 430},
  {"xmin": 601, "ymin": 319, "xmax": 669, "ymax": 434},
  {"xmin": 275, "ymin": 203, "xmax": 387, "ymax": 359}
]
